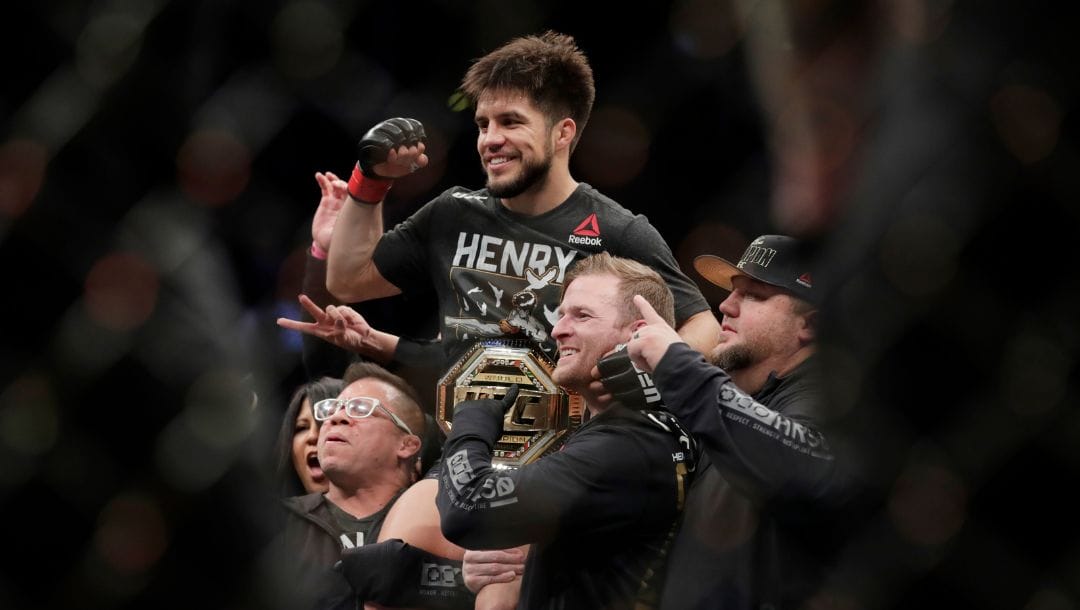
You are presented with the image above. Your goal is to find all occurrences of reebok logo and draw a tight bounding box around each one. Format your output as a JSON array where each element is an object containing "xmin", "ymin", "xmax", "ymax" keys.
[
  {"xmin": 796, "ymin": 272, "xmax": 813, "ymax": 288},
  {"xmin": 572, "ymin": 213, "xmax": 601, "ymax": 237},
  {"xmin": 568, "ymin": 213, "xmax": 603, "ymax": 246}
]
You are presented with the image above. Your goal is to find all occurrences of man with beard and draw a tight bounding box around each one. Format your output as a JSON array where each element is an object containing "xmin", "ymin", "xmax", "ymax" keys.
[
  {"xmin": 327, "ymin": 254, "xmax": 695, "ymax": 609},
  {"xmin": 315, "ymin": 31, "xmax": 718, "ymax": 370},
  {"xmin": 621, "ymin": 234, "xmax": 864, "ymax": 609},
  {"xmin": 435, "ymin": 252, "xmax": 696, "ymax": 609}
]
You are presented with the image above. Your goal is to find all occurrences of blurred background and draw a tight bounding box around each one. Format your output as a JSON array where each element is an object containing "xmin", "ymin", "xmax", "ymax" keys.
[{"xmin": 1, "ymin": 1, "xmax": 1077, "ymax": 608}]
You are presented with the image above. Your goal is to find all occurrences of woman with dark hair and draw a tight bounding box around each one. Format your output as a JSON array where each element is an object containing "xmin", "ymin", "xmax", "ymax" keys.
[{"xmin": 275, "ymin": 376, "xmax": 345, "ymax": 496}]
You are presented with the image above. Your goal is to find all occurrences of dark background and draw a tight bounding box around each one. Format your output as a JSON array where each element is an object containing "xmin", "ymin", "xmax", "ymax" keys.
[{"xmin": 1, "ymin": 1, "xmax": 1078, "ymax": 608}]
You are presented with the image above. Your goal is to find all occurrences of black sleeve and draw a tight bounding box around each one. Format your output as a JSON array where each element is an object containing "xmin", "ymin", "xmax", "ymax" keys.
[
  {"xmin": 653, "ymin": 343, "xmax": 848, "ymax": 506},
  {"xmin": 304, "ymin": 239, "xmax": 444, "ymax": 372},
  {"xmin": 436, "ymin": 406, "xmax": 659, "ymax": 550},
  {"xmin": 371, "ymin": 195, "xmax": 442, "ymax": 295},
  {"xmin": 300, "ymin": 251, "xmax": 355, "ymax": 379},
  {"xmin": 337, "ymin": 539, "xmax": 474, "ymax": 609},
  {"xmin": 614, "ymin": 216, "xmax": 711, "ymax": 326},
  {"xmin": 394, "ymin": 336, "xmax": 447, "ymax": 368}
]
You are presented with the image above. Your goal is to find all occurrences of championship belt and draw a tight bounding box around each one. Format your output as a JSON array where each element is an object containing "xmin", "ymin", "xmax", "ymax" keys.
[{"xmin": 436, "ymin": 339, "xmax": 584, "ymax": 469}]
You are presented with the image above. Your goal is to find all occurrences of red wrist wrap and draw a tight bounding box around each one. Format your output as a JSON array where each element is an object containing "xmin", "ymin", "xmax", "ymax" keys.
[{"xmin": 348, "ymin": 163, "xmax": 393, "ymax": 204}]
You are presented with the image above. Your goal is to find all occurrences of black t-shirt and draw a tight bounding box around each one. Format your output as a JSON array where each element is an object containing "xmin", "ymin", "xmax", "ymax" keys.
[
  {"xmin": 325, "ymin": 498, "xmax": 392, "ymax": 549},
  {"xmin": 437, "ymin": 403, "xmax": 695, "ymax": 609},
  {"xmin": 278, "ymin": 491, "xmax": 406, "ymax": 610},
  {"xmin": 372, "ymin": 183, "xmax": 710, "ymax": 367}
]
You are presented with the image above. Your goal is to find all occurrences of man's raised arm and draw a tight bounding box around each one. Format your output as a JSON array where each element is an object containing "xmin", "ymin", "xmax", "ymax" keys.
[{"xmin": 327, "ymin": 117, "xmax": 428, "ymax": 302}]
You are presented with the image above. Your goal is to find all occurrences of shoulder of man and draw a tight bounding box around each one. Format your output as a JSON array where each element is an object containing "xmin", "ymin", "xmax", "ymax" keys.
[
  {"xmin": 577, "ymin": 406, "xmax": 680, "ymax": 444},
  {"xmin": 386, "ymin": 186, "xmax": 494, "ymax": 234},
  {"xmin": 398, "ymin": 185, "xmax": 492, "ymax": 218},
  {"xmin": 279, "ymin": 494, "xmax": 345, "ymax": 555},
  {"xmin": 573, "ymin": 183, "xmax": 636, "ymax": 218},
  {"xmin": 614, "ymin": 405, "xmax": 695, "ymax": 450},
  {"xmin": 756, "ymin": 356, "xmax": 823, "ymax": 419},
  {"xmin": 570, "ymin": 183, "xmax": 663, "ymax": 244},
  {"xmin": 565, "ymin": 408, "xmax": 697, "ymax": 484},
  {"xmin": 442, "ymin": 185, "xmax": 493, "ymax": 204},
  {"xmin": 281, "ymin": 491, "xmax": 327, "ymax": 516}
]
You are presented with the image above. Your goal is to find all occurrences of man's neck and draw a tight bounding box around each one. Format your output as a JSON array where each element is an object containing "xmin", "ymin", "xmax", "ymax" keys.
[
  {"xmin": 730, "ymin": 345, "xmax": 814, "ymax": 395},
  {"xmin": 324, "ymin": 475, "xmax": 406, "ymax": 518},
  {"xmin": 582, "ymin": 390, "xmax": 613, "ymax": 419},
  {"xmin": 500, "ymin": 166, "xmax": 578, "ymax": 216},
  {"xmin": 585, "ymin": 402, "xmax": 604, "ymax": 419}
]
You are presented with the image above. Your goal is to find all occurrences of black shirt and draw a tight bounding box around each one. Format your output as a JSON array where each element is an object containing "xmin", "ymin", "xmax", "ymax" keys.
[
  {"xmin": 436, "ymin": 401, "xmax": 694, "ymax": 609},
  {"xmin": 372, "ymin": 183, "xmax": 710, "ymax": 368}
]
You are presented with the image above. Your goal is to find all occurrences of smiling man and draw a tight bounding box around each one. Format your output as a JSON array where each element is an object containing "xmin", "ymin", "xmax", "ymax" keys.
[
  {"xmin": 313, "ymin": 31, "xmax": 718, "ymax": 371},
  {"xmin": 435, "ymin": 252, "xmax": 696, "ymax": 610},
  {"xmin": 277, "ymin": 361, "xmax": 426, "ymax": 610}
]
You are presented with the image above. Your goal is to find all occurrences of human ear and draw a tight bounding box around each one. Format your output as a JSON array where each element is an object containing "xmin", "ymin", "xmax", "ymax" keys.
[
  {"xmin": 798, "ymin": 310, "xmax": 818, "ymax": 344},
  {"xmin": 399, "ymin": 433, "xmax": 422, "ymax": 460},
  {"xmin": 554, "ymin": 118, "xmax": 576, "ymax": 150}
]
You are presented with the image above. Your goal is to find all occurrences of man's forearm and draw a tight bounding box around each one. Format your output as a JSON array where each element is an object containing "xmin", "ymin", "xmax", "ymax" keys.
[
  {"xmin": 675, "ymin": 310, "xmax": 721, "ymax": 355},
  {"xmin": 654, "ymin": 343, "xmax": 846, "ymax": 503},
  {"xmin": 326, "ymin": 198, "xmax": 388, "ymax": 302},
  {"xmin": 353, "ymin": 328, "xmax": 400, "ymax": 364},
  {"xmin": 475, "ymin": 577, "xmax": 523, "ymax": 610},
  {"xmin": 338, "ymin": 539, "xmax": 474, "ymax": 609}
]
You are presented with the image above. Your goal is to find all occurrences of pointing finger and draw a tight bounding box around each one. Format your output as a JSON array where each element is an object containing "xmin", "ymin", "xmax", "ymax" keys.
[{"xmin": 632, "ymin": 295, "xmax": 668, "ymax": 326}]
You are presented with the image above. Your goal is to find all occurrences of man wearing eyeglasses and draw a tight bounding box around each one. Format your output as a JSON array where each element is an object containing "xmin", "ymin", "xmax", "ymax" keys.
[
  {"xmin": 326, "ymin": 254, "xmax": 697, "ymax": 609},
  {"xmin": 275, "ymin": 361, "xmax": 427, "ymax": 610}
]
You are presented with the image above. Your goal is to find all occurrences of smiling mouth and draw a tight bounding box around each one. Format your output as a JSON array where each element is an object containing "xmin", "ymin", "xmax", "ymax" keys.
[{"xmin": 487, "ymin": 155, "xmax": 515, "ymax": 169}]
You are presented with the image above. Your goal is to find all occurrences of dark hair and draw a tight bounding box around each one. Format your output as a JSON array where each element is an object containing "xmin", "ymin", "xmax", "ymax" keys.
[
  {"xmin": 275, "ymin": 376, "xmax": 344, "ymax": 497},
  {"xmin": 342, "ymin": 362, "xmax": 427, "ymax": 442},
  {"xmin": 460, "ymin": 30, "xmax": 595, "ymax": 151},
  {"xmin": 562, "ymin": 252, "xmax": 676, "ymax": 327}
]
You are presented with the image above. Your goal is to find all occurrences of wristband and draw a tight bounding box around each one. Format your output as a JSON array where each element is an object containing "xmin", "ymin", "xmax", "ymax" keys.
[
  {"xmin": 310, "ymin": 242, "xmax": 328, "ymax": 260},
  {"xmin": 348, "ymin": 163, "xmax": 393, "ymax": 204}
]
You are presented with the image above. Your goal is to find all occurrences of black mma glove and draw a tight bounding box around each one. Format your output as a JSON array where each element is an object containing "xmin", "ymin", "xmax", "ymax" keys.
[
  {"xmin": 348, "ymin": 117, "xmax": 426, "ymax": 203},
  {"xmin": 335, "ymin": 539, "xmax": 473, "ymax": 609},
  {"xmin": 357, "ymin": 117, "xmax": 425, "ymax": 177},
  {"xmin": 596, "ymin": 344, "xmax": 664, "ymax": 409},
  {"xmin": 449, "ymin": 385, "xmax": 520, "ymax": 443}
]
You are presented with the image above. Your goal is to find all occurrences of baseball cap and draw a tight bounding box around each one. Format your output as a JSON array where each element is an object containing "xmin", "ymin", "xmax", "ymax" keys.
[{"xmin": 693, "ymin": 234, "xmax": 816, "ymax": 303}]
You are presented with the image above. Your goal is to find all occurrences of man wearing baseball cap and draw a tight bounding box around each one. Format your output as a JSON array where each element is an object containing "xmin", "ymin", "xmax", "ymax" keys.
[
  {"xmin": 694, "ymin": 233, "xmax": 817, "ymax": 301},
  {"xmin": 618, "ymin": 234, "xmax": 863, "ymax": 609},
  {"xmin": 690, "ymin": 234, "xmax": 819, "ymax": 392}
]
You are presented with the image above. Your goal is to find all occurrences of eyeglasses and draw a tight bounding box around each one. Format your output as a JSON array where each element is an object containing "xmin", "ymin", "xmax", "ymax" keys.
[{"xmin": 312, "ymin": 396, "xmax": 414, "ymax": 436}]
